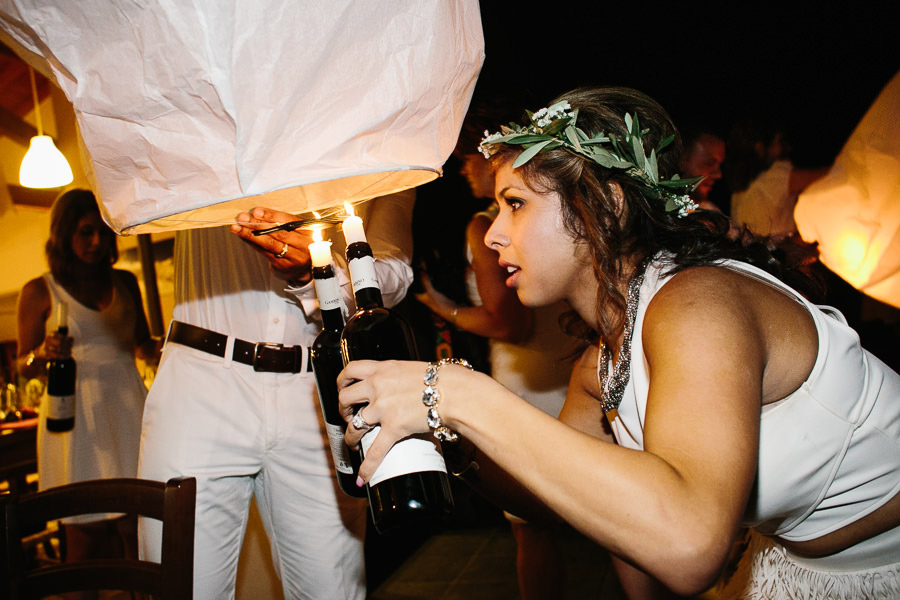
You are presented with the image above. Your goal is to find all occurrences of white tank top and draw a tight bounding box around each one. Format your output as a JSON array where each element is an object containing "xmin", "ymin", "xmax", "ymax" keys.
[{"xmin": 605, "ymin": 257, "xmax": 900, "ymax": 541}]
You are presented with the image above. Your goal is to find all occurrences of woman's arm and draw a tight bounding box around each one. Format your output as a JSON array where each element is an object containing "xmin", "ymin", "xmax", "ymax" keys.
[
  {"xmin": 117, "ymin": 269, "xmax": 160, "ymax": 361},
  {"xmin": 15, "ymin": 277, "xmax": 57, "ymax": 379},
  {"xmin": 416, "ymin": 214, "xmax": 533, "ymax": 343},
  {"xmin": 339, "ymin": 269, "xmax": 764, "ymax": 595}
]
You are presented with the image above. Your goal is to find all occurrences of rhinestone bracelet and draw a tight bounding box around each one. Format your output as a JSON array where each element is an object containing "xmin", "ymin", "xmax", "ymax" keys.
[{"xmin": 422, "ymin": 358, "xmax": 472, "ymax": 443}]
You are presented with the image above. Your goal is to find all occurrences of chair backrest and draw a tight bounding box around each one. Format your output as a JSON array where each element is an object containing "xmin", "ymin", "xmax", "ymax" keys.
[{"xmin": 1, "ymin": 476, "xmax": 196, "ymax": 600}]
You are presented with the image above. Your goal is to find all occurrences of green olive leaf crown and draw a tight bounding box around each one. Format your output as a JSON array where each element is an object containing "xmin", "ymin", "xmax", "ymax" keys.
[{"xmin": 478, "ymin": 100, "xmax": 702, "ymax": 217}]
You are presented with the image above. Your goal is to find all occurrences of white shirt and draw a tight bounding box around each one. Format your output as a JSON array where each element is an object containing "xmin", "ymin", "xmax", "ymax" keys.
[{"xmin": 171, "ymin": 189, "xmax": 415, "ymax": 348}]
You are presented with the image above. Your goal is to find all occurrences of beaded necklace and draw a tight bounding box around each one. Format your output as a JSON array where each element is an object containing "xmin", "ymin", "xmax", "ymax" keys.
[{"xmin": 599, "ymin": 257, "xmax": 650, "ymax": 423}]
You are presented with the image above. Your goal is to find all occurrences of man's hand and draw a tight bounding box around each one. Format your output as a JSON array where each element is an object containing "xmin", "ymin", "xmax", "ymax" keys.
[{"xmin": 231, "ymin": 207, "xmax": 315, "ymax": 284}]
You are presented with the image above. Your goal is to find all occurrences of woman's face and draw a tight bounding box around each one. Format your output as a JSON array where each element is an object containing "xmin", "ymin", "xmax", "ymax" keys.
[
  {"xmin": 70, "ymin": 212, "xmax": 112, "ymax": 265},
  {"xmin": 484, "ymin": 160, "xmax": 595, "ymax": 312}
]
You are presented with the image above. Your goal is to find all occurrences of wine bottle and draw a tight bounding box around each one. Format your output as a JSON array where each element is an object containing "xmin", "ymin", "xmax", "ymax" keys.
[
  {"xmin": 310, "ymin": 256, "xmax": 366, "ymax": 498},
  {"xmin": 45, "ymin": 301, "xmax": 76, "ymax": 432},
  {"xmin": 340, "ymin": 218, "xmax": 453, "ymax": 534}
]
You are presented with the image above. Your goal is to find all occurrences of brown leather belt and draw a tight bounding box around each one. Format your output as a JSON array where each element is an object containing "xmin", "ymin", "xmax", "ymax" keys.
[{"xmin": 166, "ymin": 321, "xmax": 312, "ymax": 373}]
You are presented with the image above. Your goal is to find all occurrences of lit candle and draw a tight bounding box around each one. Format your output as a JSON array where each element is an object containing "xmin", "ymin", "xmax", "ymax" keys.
[
  {"xmin": 308, "ymin": 228, "xmax": 333, "ymax": 268},
  {"xmin": 342, "ymin": 201, "xmax": 366, "ymax": 245}
]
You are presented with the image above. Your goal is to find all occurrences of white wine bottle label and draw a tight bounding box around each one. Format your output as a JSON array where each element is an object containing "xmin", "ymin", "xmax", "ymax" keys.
[
  {"xmin": 313, "ymin": 276, "xmax": 343, "ymax": 312},
  {"xmin": 361, "ymin": 426, "xmax": 447, "ymax": 486},
  {"xmin": 45, "ymin": 393, "xmax": 75, "ymax": 420},
  {"xmin": 324, "ymin": 422, "xmax": 354, "ymax": 474},
  {"xmin": 348, "ymin": 255, "xmax": 379, "ymax": 292}
]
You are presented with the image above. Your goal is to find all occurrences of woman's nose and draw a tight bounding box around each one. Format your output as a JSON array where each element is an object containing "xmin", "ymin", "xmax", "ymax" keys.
[{"xmin": 484, "ymin": 220, "xmax": 507, "ymax": 250}]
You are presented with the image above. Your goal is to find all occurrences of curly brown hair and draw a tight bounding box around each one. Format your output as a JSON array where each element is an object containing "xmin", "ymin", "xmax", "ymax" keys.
[{"xmin": 487, "ymin": 87, "xmax": 816, "ymax": 347}]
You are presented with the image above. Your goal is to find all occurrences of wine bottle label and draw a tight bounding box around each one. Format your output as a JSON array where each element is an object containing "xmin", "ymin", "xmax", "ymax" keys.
[
  {"xmin": 324, "ymin": 422, "xmax": 354, "ymax": 474},
  {"xmin": 45, "ymin": 393, "xmax": 75, "ymax": 420},
  {"xmin": 348, "ymin": 255, "xmax": 379, "ymax": 292},
  {"xmin": 361, "ymin": 426, "xmax": 447, "ymax": 486},
  {"xmin": 313, "ymin": 276, "xmax": 343, "ymax": 312}
]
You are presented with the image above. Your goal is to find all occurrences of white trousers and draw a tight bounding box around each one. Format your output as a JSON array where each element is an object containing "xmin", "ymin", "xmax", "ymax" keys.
[{"xmin": 138, "ymin": 344, "xmax": 367, "ymax": 600}]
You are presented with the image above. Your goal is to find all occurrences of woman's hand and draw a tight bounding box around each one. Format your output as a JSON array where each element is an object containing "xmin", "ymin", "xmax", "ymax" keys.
[
  {"xmin": 230, "ymin": 207, "xmax": 315, "ymax": 285},
  {"xmin": 38, "ymin": 331, "xmax": 73, "ymax": 361},
  {"xmin": 338, "ymin": 359, "xmax": 435, "ymax": 482}
]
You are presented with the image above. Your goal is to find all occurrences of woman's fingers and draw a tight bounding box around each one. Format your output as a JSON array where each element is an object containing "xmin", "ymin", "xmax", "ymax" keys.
[{"xmin": 355, "ymin": 427, "xmax": 402, "ymax": 483}]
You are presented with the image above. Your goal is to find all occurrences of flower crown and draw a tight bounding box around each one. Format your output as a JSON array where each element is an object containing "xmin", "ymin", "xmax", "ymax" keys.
[{"xmin": 478, "ymin": 101, "xmax": 701, "ymax": 217}]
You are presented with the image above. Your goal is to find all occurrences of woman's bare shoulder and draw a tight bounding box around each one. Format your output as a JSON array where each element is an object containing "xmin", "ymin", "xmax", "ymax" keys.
[{"xmin": 19, "ymin": 275, "xmax": 49, "ymax": 303}]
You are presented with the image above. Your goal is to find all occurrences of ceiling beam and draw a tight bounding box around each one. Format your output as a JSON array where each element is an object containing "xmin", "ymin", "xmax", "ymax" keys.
[
  {"xmin": 0, "ymin": 104, "xmax": 36, "ymax": 146},
  {"xmin": 7, "ymin": 184, "xmax": 57, "ymax": 209}
]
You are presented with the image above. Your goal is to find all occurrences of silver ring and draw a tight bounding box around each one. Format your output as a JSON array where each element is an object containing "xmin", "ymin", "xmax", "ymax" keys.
[
  {"xmin": 275, "ymin": 243, "xmax": 289, "ymax": 258},
  {"xmin": 351, "ymin": 408, "xmax": 374, "ymax": 431}
]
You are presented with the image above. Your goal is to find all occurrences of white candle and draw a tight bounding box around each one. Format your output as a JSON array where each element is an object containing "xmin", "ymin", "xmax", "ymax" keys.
[
  {"xmin": 342, "ymin": 202, "xmax": 367, "ymax": 244},
  {"xmin": 57, "ymin": 301, "xmax": 68, "ymax": 330},
  {"xmin": 308, "ymin": 229, "xmax": 333, "ymax": 267}
]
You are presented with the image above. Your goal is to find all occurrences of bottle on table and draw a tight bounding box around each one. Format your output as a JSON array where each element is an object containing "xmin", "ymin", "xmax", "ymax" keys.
[
  {"xmin": 45, "ymin": 301, "xmax": 76, "ymax": 432},
  {"xmin": 309, "ymin": 242, "xmax": 366, "ymax": 498},
  {"xmin": 340, "ymin": 215, "xmax": 454, "ymax": 534}
]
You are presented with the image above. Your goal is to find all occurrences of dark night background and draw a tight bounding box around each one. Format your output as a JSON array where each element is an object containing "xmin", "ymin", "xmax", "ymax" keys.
[
  {"xmin": 475, "ymin": 2, "xmax": 900, "ymax": 169},
  {"xmin": 406, "ymin": 2, "xmax": 900, "ymax": 383}
]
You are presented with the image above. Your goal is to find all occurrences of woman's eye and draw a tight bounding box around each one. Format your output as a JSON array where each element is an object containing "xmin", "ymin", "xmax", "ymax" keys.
[{"xmin": 506, "ymin": 198, "xmax": 524, "ymax": 212}]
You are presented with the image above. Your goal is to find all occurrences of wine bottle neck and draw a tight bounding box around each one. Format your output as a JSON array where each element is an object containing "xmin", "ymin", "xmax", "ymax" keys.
[
  {"xmin": 321, "ymin": 307, "xmax": 344, "ymax": 330},
  {"xmin": 346, "ymin": 241, "xmax": 383, "ymax": 309},
  {"xmin": 312, "ymin": 265, "xmax": 344, "ymax": 317},
  {"xmin": 354, "ymin": 287, "xmax": 383, "ymax": 309}
]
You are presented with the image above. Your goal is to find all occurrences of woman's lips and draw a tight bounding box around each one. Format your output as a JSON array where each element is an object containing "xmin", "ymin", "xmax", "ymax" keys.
[{"xmin": 500, "ymin": 261, "xmax": 521, "ymax": 287}]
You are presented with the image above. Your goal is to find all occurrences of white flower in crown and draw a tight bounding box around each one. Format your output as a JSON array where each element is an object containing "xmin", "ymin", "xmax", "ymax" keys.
[
  {"xmin": 478, "ymin": 130, "xmax": 506, "ymax": 158},
  {"xmin": 675, "ymin": 195, "xmax": 699, "ymax": 217},
  {"xmin": 533, "ymin": 101, "xmax": 573, "ymax": 128}
]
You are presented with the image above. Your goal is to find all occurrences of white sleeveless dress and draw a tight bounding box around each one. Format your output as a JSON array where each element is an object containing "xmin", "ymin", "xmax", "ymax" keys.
[{"xmin": 38, "ymin": 272, "xmax": 148, "ymax": 519}]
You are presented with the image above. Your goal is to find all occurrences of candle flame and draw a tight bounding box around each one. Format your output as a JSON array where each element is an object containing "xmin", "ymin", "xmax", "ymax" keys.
[
  {"xmin": 344, "ymin": 201, "xmax": 356, "ymax": 217},
  {"xmin": 312, "ymin": 211, "xmax": 322, "ymax": 219},
  {"xmin": 313, "ymin": 228, "xmax": 323, "ymax": 243}
]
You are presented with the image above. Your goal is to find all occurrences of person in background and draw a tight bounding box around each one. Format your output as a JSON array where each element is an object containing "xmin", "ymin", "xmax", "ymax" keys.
[
  {"xmin": 679, "ymin": 126, "xmax": 727, "ymax": 213},
  {"xmin": 726, "ymin": 119, "xmax": 829, "ymax": 240},
  {"xmin": 137, "ymin": 191, "xmax": 414, "ymax": 600},
  {"xmin": 415, "ymin": 103, "xmax": 581, "ymax": 600},
  {"xmin": 16, "ymin": 188, "xmax": 159, "ymax": 579},
  {"xmin": 338, "ymin": 87, "xmax": 900, "ymax": 599}
]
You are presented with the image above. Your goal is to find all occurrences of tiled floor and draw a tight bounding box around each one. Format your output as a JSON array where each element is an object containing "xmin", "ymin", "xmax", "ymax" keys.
[{"xmin": 368, "ymin": 485, "xmax": 627, "ymax": 600}]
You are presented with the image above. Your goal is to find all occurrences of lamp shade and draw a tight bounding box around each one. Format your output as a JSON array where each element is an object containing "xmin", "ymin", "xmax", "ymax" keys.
[
  {"xmin": 0, "ymin": 1, "xmax": 484, "ymax": 234},
  {"xmin": 19, "ymin": 135, "xmax": 74, "ymax": 188},
  {"xmin": 795, "ymin": 70, "xmax": 900, "ymax": 309}
]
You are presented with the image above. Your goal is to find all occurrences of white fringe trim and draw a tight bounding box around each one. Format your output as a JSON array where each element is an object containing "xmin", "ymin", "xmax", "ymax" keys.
[{"xmin": 715, "ymin": 532, "xmax": 900, "ymax": 600}]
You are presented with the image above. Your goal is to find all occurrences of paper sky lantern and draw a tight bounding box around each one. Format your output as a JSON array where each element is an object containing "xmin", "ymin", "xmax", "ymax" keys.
[
  {"xmin": 795, "ymin": 70, "xmax": 900, "ymax": 309},
  {"xmin": 0, "ymin": 1, "xmax": 484, "ymax": 234}
]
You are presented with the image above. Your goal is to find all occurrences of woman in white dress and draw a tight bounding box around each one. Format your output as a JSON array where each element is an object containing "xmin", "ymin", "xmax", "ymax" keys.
[{"xmin": 16, "ymin": 189, "xmax": 159, "ymax": 568}]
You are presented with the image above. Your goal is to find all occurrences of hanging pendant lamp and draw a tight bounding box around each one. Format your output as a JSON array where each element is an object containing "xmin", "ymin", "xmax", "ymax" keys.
[{"xmin": 18, "ymin": 66, "xmax": 73, "ymax": 189}]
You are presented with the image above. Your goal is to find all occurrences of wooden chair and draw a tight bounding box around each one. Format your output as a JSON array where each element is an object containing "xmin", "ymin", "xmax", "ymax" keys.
[
  {"xmin": 1, "ymin": 476, "xmax": 196, "ymax": 600},
  {"xmin": 0, "ymin": 425, "xmax": 57, "ymax": 564}
]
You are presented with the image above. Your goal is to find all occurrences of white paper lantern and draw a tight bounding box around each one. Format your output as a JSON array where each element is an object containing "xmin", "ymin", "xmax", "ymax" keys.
[
  {"xmin": 0, "ymin": 1, "xmax": 484, "ymax": 234},
  {"xmin": 795, "ymin": 70, "xmax": 900, "ymax": 309}
]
